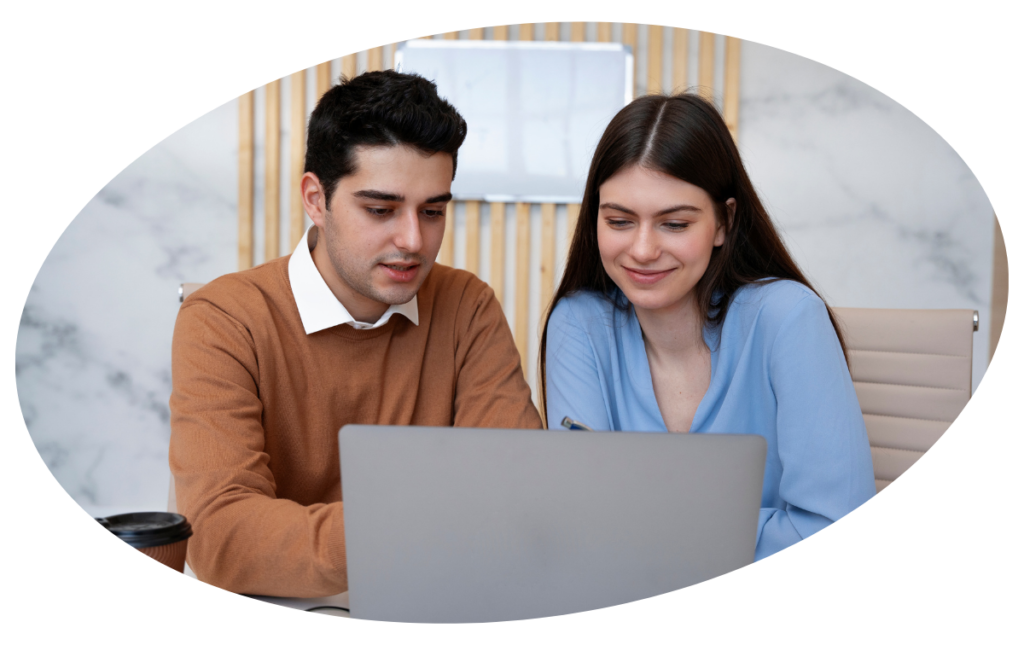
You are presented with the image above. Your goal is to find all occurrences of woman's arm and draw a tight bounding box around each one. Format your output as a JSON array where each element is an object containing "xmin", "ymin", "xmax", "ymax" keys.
[
  {"xmin": 757, "ymin": 292, "xmax": 876, "ymax": 560},
  {"xmin": 544, "ymin": 299, "xmax": 614, "ymax": 431}
]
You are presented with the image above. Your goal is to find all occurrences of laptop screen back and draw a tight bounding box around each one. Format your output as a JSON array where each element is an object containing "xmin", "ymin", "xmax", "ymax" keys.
[{"xmin": 340, "ymin": 425, "xmax": 766, "ymax": 623}]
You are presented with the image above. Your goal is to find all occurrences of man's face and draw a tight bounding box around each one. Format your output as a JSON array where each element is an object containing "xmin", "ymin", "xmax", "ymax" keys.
[{"xmin": 305, "ymin": 144, "xmax": 453, "ymax": 323}]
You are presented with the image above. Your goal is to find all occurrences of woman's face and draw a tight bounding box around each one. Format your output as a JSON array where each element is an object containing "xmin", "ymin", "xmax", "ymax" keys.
[{"xmin": 597, "ymin": 165, "xmax": 729, "ymax": 316}]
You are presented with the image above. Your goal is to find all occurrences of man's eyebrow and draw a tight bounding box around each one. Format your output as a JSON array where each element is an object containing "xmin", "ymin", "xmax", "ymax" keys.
[
  {"xmin": 351, "ymin": 190, "xmax": 453, "ymax": 204},
  {"xmin": 424, "ymin": 192, "xmax": 453, "ymax": 204},
  {"xmin": 599, "ymin": 202, "xmax": 702, "ymax": 216},
  {"xmin": 353, "ymin": 189, "xmax": 404, "ymax": 201}
]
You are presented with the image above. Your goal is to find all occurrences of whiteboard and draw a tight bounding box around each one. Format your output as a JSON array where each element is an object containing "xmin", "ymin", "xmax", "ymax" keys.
[{"xmin": 395, "ymin": 40, "xmax": 633, "ymax": 203}]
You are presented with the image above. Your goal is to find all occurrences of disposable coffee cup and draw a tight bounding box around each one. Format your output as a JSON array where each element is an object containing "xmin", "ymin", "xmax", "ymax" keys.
[{"xmin": 99, "ymin": 512, "xmax": 193, "ymax": 573}]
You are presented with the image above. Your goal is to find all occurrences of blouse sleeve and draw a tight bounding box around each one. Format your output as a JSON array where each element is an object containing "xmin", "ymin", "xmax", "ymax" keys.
[
  {"xmin": 757, "ymin": 292, "xmax": 876, "ymax": 559},
  {"xmin": 544, "ymin": 299, "xmax": 614, "ymax": 431}
]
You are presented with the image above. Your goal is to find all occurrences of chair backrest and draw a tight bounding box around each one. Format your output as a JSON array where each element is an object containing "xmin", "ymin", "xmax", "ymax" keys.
[
  {"xmin": 831, "ymin": 307, "xmax": 976, "ymax": 492},
  {"xmin": 168, "ymin": 283, "xmax": 208, "ymax": 513}
]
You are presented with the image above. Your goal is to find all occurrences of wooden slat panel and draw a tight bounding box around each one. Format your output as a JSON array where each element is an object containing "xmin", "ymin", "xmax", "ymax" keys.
[
  {"xmin": 647, "ymin": 25, "xmax": 663, "ymax": 94},
  {"xmin": 265, "ymin": 79, "xmax": 281, "ymax": 262},
  {"xmin": 566, "ymin": 203, "xmax": 580, "ymax": 245},
  {"xmin": 723, "ymin": 36, "xmax": 741, "ymax": 140},
  {"xmin": 387, "ymin": 43, "xmax": 396, "ymax": 70},
  {"xmin": 367, "ymin": 46, "xmax": 383, "ymax": 72},
  {"xmin": 238, "ymin": 91, "xmax": 255, "ymax": 270},
  {"xmin": 490, "ymin": 202, "xmax": 506, "ymax": 305},
  {"xmin": 439, "ymin": 201, "xmax": 455, "ymax": 265},
  {"xmin": 464, "ymin": 200, "xmax": 480, "ymax": 275},
  {"xmin": 540, "ymin": 203, "xmax": 557, "ymax": 314},
  {"xmin": 468, "ymin": 28, "xmax": 484, "ymax": 40},
  {"xmin": 316, "ymin": 62, "xmax": 332, "ymax": 100},
  {"xmin": 443, "ymin": 31, "xmax": 459, "ymax": 40},
  {"xmin": 289, "ymin": 70, "xmax": 306, "ymax": 251},
  {"xmin": 544, "ymin": 22, "xmax": 559, "ymax": 41},
  {"xmin": 991, "ymin": 213, "xmax": 1007, "ymax": 361},
  {"xmin": 597, "ymin": 22, "xmax": 612, "ymax": 43},
  {"xmin": 342, "ymin": 54, "xmax": 356, "ymax": 80},
  {"xmin": 515, "ymin": 202, "xmax": 531, "ymax": 370},
  {"xmin": 493, "ymin": 25, "xmax": 509, "ymax": 40},
  {"xmin": 570, "ymin": 22, "xmax": 585, "ymax": 42},
  {"xmin": 519, "ymin": 24, "xmax": 534, "ymax": 41},
  {"xmin": 622, "ymin": 23, "xmax": 638, "ymax": 85},
  {"xmin": 672, "ymin": 28, "xmax": 689, "ymax": 92},
  {"xmin": 698, "ymin": 31, "xmax": 715, "ymax": 101}
]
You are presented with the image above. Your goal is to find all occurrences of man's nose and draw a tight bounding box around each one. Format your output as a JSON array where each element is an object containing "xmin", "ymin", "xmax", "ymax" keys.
[{"xmin": 393, "ymin": 208, "xmax": 423, "ymax": 253}]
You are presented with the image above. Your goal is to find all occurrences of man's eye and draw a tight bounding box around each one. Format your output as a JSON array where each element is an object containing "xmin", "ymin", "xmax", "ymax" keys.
[
  {"xmin": 423, "ymin": 209, "xmax": 445, "ymax": 218},
  {"xmin": 366, "ymin": 207, "xmax": 391, "ymax": 216}
]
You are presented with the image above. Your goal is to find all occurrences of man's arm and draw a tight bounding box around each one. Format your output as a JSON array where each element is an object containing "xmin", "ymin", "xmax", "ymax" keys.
[
  {"xmin": 450, "ymin": 281, "xmax": 544, "ymax": 429},
  {"xmin": 169, "ymin": 300, "xmax": 348, "ymax": 597}
]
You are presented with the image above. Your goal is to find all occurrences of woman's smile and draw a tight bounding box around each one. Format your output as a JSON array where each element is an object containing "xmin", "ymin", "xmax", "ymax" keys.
[
  {"xmin": 623, "ymin": 266, "xmax": 677, "ymax": 285},
  {"xmin": 597, "ymin": 165, "xmax": 726, "ymax": 314}
]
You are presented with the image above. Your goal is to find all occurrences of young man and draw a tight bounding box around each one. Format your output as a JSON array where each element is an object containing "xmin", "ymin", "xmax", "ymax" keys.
[{"xmin": 169, "ymin": 71, "xmax": 542, "ymax": 598}]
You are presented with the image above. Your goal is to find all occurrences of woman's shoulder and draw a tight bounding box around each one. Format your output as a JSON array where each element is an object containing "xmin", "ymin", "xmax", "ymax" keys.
[
  {"xmin": 549, "ymin": 290, "xmax": 629, "ymax": 337},
  {"xmin": 731, "ymin": 279, "xmax": 822, "ymax": 312},
  {"xmin": 724, "ymin": 279, "xmax": 828, "ymax": 335}
]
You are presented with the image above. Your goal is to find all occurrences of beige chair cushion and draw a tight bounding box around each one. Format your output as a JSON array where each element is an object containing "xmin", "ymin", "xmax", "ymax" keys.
[{"xmin": 832, "ymin": 308, "xmax": 975, "ymax": 492}]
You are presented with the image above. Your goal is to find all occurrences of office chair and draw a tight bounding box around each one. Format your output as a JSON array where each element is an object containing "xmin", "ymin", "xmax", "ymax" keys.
[
  {"xmin": 167, "ymin": 283, "xmax": 206, "ymax": 514},
  {"xmin": 832, "ymin": 307, "xmax": 977, "ymax": 492}
]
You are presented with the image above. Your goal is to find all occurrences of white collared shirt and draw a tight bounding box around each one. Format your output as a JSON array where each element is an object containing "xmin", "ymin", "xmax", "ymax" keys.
[{"xmin": 288, "ymin": 225, "xmax": 419, "ymax": 334}]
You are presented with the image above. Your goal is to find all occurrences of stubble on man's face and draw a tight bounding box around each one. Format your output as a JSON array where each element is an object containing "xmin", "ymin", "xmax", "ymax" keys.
[
  {"xmin": 322, "ymin": 208, "xmax": 427, "ymax": 306},
  {"xmin": 313, "ymin": 144, "xmax": 453, "ymax": 321}
]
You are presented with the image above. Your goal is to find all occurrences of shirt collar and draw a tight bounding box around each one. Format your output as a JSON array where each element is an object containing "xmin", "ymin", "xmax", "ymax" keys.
[{"xmin": 288, "ymin": 225, "xmax": 419, "ymax": 334}]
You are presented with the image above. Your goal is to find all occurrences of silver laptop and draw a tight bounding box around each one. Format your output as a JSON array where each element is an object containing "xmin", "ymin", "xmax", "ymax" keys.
[{"xmin": 339, "ymin": 425, "xmax": 766, "ymax": 623}]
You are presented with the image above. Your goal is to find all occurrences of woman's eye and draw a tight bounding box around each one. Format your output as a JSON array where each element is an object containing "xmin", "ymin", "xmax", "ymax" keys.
[
  {"xmin": 605, "ymin": 219, "xmax": 632, "ymax": 228},
  {"xmin": 664, "ymin": 221, "xmax": 690, "ymax": 231}
]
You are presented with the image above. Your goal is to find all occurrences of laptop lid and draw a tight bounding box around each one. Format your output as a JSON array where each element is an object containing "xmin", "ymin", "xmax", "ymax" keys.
[{"xmin": 340, "ymin": 425, "xmax": 766, "ymax": 623}]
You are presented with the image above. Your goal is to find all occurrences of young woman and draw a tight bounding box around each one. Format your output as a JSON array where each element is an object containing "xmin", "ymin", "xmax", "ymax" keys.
[{"xmin": 542, "ymin": 93, "xmax": 875, "ymax": 561}]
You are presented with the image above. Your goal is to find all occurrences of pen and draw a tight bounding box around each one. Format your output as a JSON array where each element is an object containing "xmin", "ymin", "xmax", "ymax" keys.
[{"xmin": 561, "ymin": 416, "xmax": 595, "ymax": 431}]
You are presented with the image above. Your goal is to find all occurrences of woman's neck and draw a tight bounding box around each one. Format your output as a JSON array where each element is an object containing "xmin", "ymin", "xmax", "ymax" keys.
[{"xmin": 634, "ymin": 294, "xmax": 706, "ymax": 361}]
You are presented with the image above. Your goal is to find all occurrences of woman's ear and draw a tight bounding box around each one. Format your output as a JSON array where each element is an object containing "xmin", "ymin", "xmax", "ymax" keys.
[{"xmin": 715, "ymin": 198, "xmax": 736, "ymax": 247}]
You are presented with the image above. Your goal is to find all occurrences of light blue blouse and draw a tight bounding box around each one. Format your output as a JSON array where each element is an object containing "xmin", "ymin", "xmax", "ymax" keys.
[{"xmin": 544, "ymin": 280, "xmax": 876, "ymax": 560}]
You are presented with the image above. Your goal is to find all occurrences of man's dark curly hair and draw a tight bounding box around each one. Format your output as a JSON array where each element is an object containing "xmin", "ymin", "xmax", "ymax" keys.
[{"xmin": 304, "ymin": 69, "xmax": 468, "ymax": 207}]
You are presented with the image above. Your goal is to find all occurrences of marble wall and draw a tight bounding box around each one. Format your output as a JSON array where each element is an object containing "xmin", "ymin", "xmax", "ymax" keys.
[{"xmin": 15, "ymin": 38, "xmax": 997, "ymax": 512}]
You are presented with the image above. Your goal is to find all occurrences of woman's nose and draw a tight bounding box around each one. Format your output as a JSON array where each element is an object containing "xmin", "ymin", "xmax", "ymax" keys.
[{"xmin": 629, "ymin": 225, "xmax": 660, "ymax": 263}]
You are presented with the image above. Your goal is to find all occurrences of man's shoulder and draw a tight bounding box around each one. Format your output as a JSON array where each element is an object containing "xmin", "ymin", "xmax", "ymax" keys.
[
  {"xmin": 420, "ymin": 263, "xmax": 493, "ymax": 308},
  {"xmin": 179, "ymin": 257, "xmax": 292, "ymax": 323}
]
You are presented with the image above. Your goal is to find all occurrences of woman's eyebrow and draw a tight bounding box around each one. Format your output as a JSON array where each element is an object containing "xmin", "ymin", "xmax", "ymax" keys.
[{"xmin": 599, "ymin": 202, "xmax": 701, "ymax": 215}]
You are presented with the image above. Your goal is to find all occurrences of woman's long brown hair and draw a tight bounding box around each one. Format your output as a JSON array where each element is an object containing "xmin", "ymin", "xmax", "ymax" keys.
[{"xmin": 539, "ymin": 93, "xmax": 848, "ymax": 423}]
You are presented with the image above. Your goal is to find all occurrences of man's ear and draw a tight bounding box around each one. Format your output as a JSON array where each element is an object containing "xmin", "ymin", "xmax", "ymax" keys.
[
  {"xmin": 715, "ymin": 198, "xmax": 736, "ymax": 247},
  {"xmin": 302, "ymin": 172, "xmax": 329, "ymax": 228}
]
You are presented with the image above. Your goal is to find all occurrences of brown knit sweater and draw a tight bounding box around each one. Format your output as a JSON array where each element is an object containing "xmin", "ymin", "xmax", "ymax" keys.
[{"xmin": 169, "ymin": 257, "xmax": 542, "ymax": 597}]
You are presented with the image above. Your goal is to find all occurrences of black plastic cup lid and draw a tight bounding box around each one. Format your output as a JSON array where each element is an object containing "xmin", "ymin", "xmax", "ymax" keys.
[{"xmin": 99, "ymin": 512, "xmax": 193, "ymax": 549}]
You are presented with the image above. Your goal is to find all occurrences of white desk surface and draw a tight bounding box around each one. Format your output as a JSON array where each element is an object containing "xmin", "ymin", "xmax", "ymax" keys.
[{"xmin": 81, "ymin": 505, "xmax": 352, "ymax": 618}]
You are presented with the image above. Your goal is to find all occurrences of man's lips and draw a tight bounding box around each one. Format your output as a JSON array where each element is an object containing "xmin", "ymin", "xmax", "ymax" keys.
[{"xmin": 379, "ymin": 262, "xmax": 421, "ymax": 283}]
